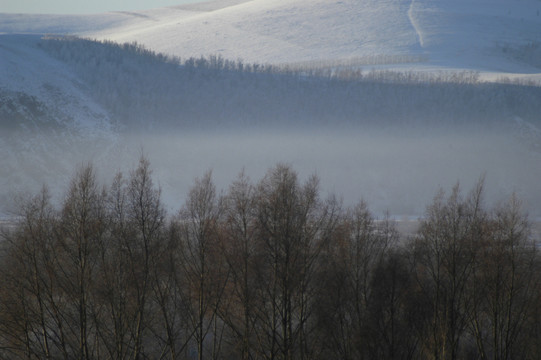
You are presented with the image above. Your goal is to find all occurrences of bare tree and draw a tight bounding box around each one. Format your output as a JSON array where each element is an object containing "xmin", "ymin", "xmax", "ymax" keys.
[
  {"xmin": 367, "ymin": 247, "xmax": 419, "ymax": 359},
  {"xmin": 125, "ymin": 156, "xmax": 165, "ymax": 359},
  {"xmin": 56, "ymin": 164, "xmax": 107, "ymax": 360},
  {"xmin": 315, "ymin": 201, "xmax": 396, "ymax": 359},
  {"xmin": 92, "ymin": 156, "xmax": 165, "ymax": 359},
  {"xmin": 411, "ymin": 180, "xmax": 486, "ymax": 360},
  {"xmin": 254, "ymin": 164, "xmax": 338, "ymax": 360},
  {"xmin": 92, "ymin": 171, "xmax": 134, "ymax": 360},
  {"xmin": 218, "ymin": 171, "xmax": 260, "ymax": 359},
  {"xmin": 145, "ymin": 216, "xmax": 194, "ymax": 360},
  {"xmin": 177, "ymin": 170, "xmax": 227, "ymax": 360},
  {"xmin": 0, "ymin": 188, "xmax": 62, "ymax": 359},
  {"xmin": 469, "ymin": 194, "xmax": 538, "ymax": 360}
]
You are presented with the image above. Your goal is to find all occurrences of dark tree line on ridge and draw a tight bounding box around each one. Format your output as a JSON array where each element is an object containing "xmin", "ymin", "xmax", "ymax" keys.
[
  {"xmin": 38, "ymin": 36, "xmax": 541, "ymax": 131},
  {"xmin": 0, "ymin": 159, "xmax": 540, "ymax": 359}
]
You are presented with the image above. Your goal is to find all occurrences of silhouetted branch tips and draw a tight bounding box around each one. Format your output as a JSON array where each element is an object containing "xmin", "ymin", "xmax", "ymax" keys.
[{"xmin": 0, "ymin": 161, "xmax": 540, "ymax": 359}]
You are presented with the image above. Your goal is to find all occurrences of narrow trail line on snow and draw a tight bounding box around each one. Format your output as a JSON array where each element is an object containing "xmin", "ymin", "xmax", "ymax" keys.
[{"xmin": 408, "ymin": 0, "xmax": 424, "ymax": 47}]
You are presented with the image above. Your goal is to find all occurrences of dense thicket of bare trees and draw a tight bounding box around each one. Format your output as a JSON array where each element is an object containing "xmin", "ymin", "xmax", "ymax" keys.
[{"xmin": 1, "ymin": 160, "xmax": 540, "ymax": 359}]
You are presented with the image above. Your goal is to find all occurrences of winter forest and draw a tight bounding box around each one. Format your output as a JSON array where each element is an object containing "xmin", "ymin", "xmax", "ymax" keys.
[
  {"xmin": 2, "ymin": 2, "xmax": 541, "ymax": 358},
  {"xmin": 36, "ymin": 37, "xmax": 541, "ymax": 131},
  {"xmin": 0, "ymin": 157, "xmax": 540, "ymax": 359}
]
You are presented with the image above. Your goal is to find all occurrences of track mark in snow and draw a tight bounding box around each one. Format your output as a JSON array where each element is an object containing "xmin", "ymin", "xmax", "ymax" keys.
[{"xmin": 408, "ymin": 0, "xmax": 424, "ymax": 47}]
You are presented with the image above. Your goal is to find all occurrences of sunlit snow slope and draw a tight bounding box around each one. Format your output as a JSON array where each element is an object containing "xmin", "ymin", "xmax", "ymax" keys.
[{"xmin": 2, "ymin": 0, "xmax": 540, "ymax": 77}]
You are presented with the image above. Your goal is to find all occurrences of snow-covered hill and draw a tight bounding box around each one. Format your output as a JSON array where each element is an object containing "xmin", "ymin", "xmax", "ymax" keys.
[
  {"xmin": 0, "ymin": 34, "xmax": 118, "ymax": 211},
  {"xmin": 2, "ymin": 0, "xmax": 540, "ymax": 78},
  {"xmin": 1, "ymin": 0, "xmax": 541, "ymax": 217}
]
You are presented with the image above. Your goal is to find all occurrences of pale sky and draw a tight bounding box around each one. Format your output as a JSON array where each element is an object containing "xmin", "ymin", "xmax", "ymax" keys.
[{"xmin": 2, "ymin": 0, "xmax": 209, "ymax": 14}]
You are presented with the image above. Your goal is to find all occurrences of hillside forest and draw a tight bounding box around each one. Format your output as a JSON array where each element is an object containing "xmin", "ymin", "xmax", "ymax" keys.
[{"xmin": 37, "ymin": 37, "xmax": 541, "ymax": 131}]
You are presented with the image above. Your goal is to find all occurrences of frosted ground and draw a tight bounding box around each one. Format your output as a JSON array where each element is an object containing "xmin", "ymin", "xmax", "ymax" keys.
[{"xmin": 0, "ymin": 0, "xmax": 540, "ymax": 217}]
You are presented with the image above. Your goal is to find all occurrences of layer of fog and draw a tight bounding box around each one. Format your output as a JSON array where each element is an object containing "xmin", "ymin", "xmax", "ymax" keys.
[
  {"xmin": 113, "ymin": 126, "xmax": 541, "ymax": 218},
  {"xmin": 2, "ymin": 36, "xmax": 540, "ymax": 219},
  {"xmin": 2, "ymin": 122, "xmax": 540, "ymax": 219}
]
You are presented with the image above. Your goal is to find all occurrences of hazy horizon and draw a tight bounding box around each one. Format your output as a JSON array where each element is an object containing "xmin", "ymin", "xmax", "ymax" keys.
[{"xmin": 2, "ymin": 0, "xmax": 208, "ymax": 15}]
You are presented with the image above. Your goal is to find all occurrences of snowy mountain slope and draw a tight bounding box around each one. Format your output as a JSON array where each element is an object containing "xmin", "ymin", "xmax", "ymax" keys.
[
  {"xmin": 90, "ymin": 0, "xmax": 422, "ymax": 65},
  {"xmin": 408, "ymin": 0, "xmax": 541, "ymax": 72},
  {"xmin": 2, "ymin": 0, "xmax": 540, "ymax": 77},
  {"xmin": 0, "ymin": 35, "xmax": 114, "ymax": 135},
  {"xmin": 0, "ymin": 34, "xmax": 118, "ymax": 212}
]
